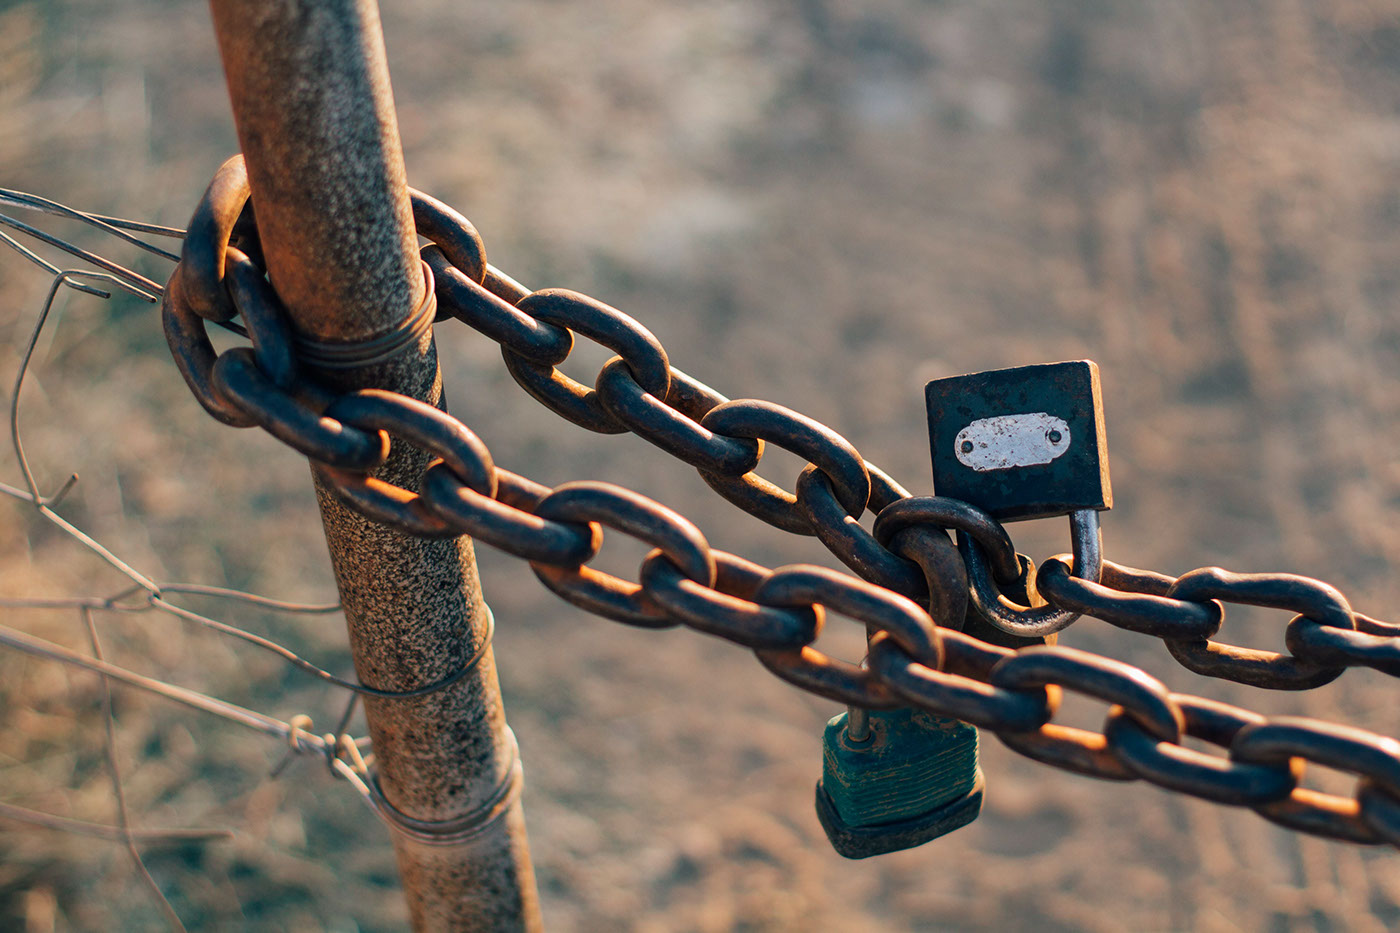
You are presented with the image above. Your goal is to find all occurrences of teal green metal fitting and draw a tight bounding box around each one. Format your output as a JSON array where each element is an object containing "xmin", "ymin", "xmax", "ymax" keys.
[{"xmin": 816, "ymin": 708, "xmax": 983, "ymax": 858}]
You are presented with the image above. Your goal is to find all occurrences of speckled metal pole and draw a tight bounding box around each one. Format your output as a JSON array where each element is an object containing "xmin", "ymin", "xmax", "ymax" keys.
[{"xmin": 207, "ymin": 1, "xmax": 542, "ymax": 929}]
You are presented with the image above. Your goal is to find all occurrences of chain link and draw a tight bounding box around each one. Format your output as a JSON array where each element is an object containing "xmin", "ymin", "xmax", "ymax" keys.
[
  {"xmin": 595, "ymin": 359, "xmax": 763, "ymax": 475},
  {"xmin": 161, "ymin": 160, "xmax": 1400, "ymax": 850},
  {"xmin": 1104, "ymin": 695, "xmax": 1301, "ymax": 806},
  {"xmin": 530, "ymin": 482, "xmax": 713, "ymax": 628},
  {"xmin": 1163, "ymin": 568, "xmax": 1352, "ymax": 690},
  {"xmin": 502, "ymin": 288, "xmax": 670, "ymax": 434}
]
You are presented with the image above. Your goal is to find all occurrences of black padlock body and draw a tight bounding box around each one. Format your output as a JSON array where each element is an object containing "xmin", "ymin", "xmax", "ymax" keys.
[{"xmin": 926, "ymin": 360, "xmax": 1111, "ymax": 522}]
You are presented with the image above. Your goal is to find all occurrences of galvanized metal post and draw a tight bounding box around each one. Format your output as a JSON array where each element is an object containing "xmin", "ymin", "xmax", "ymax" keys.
[{"xmin": 206, "ymin": 1, "xmax": 542, "ymax": 928}]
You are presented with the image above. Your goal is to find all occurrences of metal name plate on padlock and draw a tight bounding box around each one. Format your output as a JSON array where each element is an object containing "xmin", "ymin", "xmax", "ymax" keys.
[{"xmin": 925, "ymin": 360, "xmax": 1111, "ymax": 522}]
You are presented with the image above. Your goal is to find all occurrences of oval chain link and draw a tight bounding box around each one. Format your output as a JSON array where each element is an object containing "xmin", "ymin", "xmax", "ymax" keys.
[
  {"xmin": 500, "ymin": 289, "xmax": 670, "ymax": 434},
  {"xmin": 1230, "ymin": 717, "xmax": 1400, "ymax": 844},
  {"xmin": 1104, "ymin": 695, "xmax": 1300, "ymax": 806},
  {"xmin": 990, "ymin": 646, "xmax": 1184, "ymax": 781},
  {"xmin": 638, "ymin": 548, "xmax": 820, "ymax": 650},
  {"xmin": 1164, "ymin": 569, "xmax": 1353, "ymax": 690},
  {"xmin": 698, "ymin": 400, "xmax": 871, "ymax": 535},
  {"xmin": 751, "ymin": 565, "xmax": 936, "ymax": 708},
  {"xmin": 529, "ymin": 482, "xmax": 714, "ymax": 628}
]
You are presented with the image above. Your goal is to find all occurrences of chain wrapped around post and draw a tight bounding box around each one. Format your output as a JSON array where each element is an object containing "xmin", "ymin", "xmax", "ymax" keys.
[{"xmin": 162, "ymin": 155, "xmax": 1400, "ymax": 850}]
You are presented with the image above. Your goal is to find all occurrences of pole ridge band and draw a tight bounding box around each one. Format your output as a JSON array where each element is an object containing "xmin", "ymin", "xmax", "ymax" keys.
[{"xmin": 293, "ymin": 261, "xmax": 439, "ymax": 369}]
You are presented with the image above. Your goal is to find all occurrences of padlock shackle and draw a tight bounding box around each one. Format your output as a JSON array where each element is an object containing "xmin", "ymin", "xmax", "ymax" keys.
[{"xmin": 963, "ymin": 509, "xmax": 1102, "ymax": 638}]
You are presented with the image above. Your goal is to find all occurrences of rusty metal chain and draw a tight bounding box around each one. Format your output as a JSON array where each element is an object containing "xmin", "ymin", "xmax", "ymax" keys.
[{"xmin": 162, "ymin": 154, "xmax": 1400, "ymax": 848}]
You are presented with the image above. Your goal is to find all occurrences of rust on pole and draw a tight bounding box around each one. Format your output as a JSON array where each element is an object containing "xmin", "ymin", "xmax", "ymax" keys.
[{"xmin": 206, "ymin": 1, "xmax": 542, "ymax": 928}]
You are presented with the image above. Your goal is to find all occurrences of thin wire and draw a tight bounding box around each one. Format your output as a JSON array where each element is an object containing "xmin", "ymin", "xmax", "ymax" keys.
[
  {"xmin": 149, "ymin": 596, "xmax": 488, "ymax": 700},
  {"xmin": 0, "ymin": 193, "xmax": 253, "ymax": 349},
  {"xmin": 0, "ymin": 594, "xmax": 149, "ymax": 612},
  {"xmin": 0, "ymin": 620, "xmax": 320, "ymax": 746},
  {"xmin": 6, "ymin": 269, "xmax": 162, "ymax": 592},
  {"xmin": 150, "ymin": 596, "xmax": 372, "ymax": 692},
  {"xmin": 1, "ymin": 592, "xmax": 372, "ymax": 696},
  {"xmin": 0, "ymin": 482, "xmax": 162, "ymax": 592},
  {"xmin": 332, "ymin": 693, "xmax": 359, "ymax": 741},
  {"xmin": 0, "ymin": 588, "xmax": 467, "ymax": 704},
  {"xmin": 0, "ymin": 229, "xmax": 110, "ymax": 298},
  {"xmin": 81, "ymin": 607, "xmax": 186, "ymax": 932},
  {"xmin": 4, "ymin": 265, "xmax": 243, "ymax": 600},
  {"xmin": 275, "ymin": 693, "xmax": 360, "ymax": 782},
  {"xmin": 0, "ymin": 802, "xmax": 230, "ymax": 844},
  {"xmin": 0, "ymin": 621, "xmax": 383, "ymax": 811},
  {"xmin": 2, "ymin": 264, "xmax": 243, "ymax": 591},
  {"xmin": 156, "ymin": 583, "xmax": 341, "ymax": 615},
  {"xmin": 0, "ymin": 190, "xmax": 186, "ymax": 240},
  {"xmin": 44, "ymin": 471, "xmax": 79, "ymax": 508},
  {"xmin": 0, "ymin": 214, "xmax": 165, "ymax": 296},
  {"xmin": 0, "ymin": 189, "xmax": 181, "ymax": 260},
  {"xmin": 12, "ymin": 270, "xmax": 157, "ymax": 502},
  {"xmin": 0, "ymin": 586, "xmax": 337, "ymax": 616}
]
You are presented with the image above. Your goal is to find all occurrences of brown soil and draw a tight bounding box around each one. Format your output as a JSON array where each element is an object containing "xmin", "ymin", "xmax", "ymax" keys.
[{"xmin": 4, "ymin": 0, "xmax": 1400, "ymax": 929}]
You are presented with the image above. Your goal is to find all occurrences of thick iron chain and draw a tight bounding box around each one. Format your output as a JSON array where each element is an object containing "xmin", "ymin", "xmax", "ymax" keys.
[{"xmin": 163, "ymin": 155, "xmax": 1400, "ymax": 848}]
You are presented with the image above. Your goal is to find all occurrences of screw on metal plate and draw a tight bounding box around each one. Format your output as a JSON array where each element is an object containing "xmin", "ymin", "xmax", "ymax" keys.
[{"xmin": 815, "ymin": 707, "xmax": 983, "ymax": 859}]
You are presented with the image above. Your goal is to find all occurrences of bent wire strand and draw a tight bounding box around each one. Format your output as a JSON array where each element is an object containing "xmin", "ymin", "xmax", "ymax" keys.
[
  {"xmin": 0, "ymin": 187, "xmax": 185, "ymax": 256},
  {"xmin": 81, "ymin": 606, "xmax": 186, "ymax": 932},
  {"xmin": 0, "ymin": 225, "xmax": 483, "ymax": 893},
  {"xmin": 1, "ymin": 269, "xmax": 494, "ymax": 835},
  {"xmin": 0, "ymin": 619, "xmax": 417, "ymax": 839}
]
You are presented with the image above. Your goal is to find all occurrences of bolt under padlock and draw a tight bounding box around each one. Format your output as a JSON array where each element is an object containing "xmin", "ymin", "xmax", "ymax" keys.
[{"xmin": 815, "ymin": 706, "xmax": 983, "ymax": 859}]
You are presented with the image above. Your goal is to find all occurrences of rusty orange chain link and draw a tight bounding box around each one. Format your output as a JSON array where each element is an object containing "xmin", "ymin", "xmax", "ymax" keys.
[{"xmin": 162, "ymin": 154, "xmax": 1400, "ymax": 848}]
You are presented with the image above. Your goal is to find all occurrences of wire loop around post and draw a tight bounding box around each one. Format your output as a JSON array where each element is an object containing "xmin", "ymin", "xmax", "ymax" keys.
[{"xmin": 367, "ymin": 728, "xmax": 524, "ymax": 847}]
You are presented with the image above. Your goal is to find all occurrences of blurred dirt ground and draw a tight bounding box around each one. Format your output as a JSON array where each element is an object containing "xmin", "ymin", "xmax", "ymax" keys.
[{"xmin": 5, "ymin": 0, "xmax": 1400, "ymax": 929}]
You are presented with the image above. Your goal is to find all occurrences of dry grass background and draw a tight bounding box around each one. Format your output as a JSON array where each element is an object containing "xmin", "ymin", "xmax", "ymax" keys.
[{"xmin": 4, "ymin": 0, "xmax": 1400, "ymax": 929}]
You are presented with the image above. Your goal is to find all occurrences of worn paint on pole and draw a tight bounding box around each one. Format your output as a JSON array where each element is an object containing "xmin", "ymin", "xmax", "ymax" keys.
[{"xmin": 206, "ymin": 1, "xmax": 542, "ymax": 928}]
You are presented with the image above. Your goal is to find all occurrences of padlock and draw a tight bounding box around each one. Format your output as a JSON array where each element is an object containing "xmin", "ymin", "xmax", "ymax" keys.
[
  {"xmin": 924, "ymin": 359, "xmax": 1111, "ymax": 521},
  {"xmin": 925, "ymin": 360, "xmax": 1110, "ymax": 637},
  {"xmin": 815, "ymin": 706, "xmax": 983, "ymax": 859}
]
